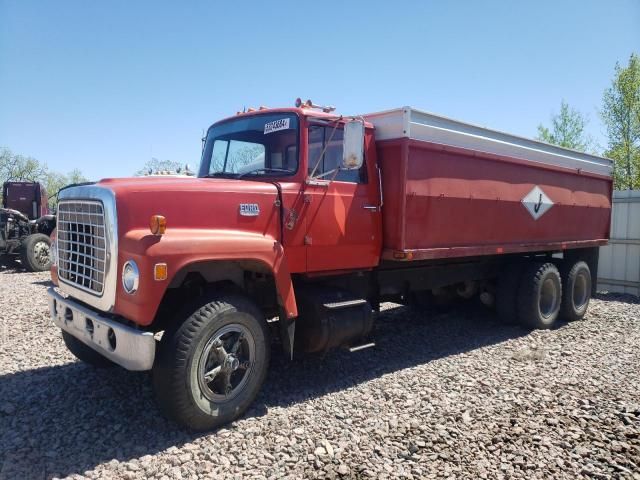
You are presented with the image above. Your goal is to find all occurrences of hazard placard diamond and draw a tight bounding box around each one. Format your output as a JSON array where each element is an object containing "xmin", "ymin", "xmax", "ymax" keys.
[{"xmin": 522, "ymin": 186, "xmax": 554, "ymax": 220}]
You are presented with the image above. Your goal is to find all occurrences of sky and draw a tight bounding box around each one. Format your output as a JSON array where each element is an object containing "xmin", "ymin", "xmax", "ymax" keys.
[{"xmin": 1, "ymin": 1, "xmax": 639, "ymax": 181}]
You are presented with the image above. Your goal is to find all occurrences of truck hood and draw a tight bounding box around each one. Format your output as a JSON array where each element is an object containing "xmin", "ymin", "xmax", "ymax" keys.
[{"xmin": 94, "ymin": 177, "xmax": 281, "ymax": 238}]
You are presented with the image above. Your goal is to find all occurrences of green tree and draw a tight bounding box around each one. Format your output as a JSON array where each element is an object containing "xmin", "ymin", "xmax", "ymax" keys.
[
  {"xmin": 536, "ymin": 100, "xmax": 593, "ymax": 152},
  {"xmin": 0, "ymin": 147, "xmax": 47, "ymax": 183},
  {"xmin": 44, "ymin": 169, "xmax": 89, "ymax": 208},
  {"xmin": 601, "ymin": 53, "xmax": 640, "ymax": 190},
  {"xmin": 66, "ymin": 168, "xmax": 88, "ymax": 185}
]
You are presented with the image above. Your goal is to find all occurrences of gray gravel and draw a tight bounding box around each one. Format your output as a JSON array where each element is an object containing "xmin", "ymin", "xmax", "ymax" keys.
[{"xmin": 1, "ymin": 264, "xmax": 639, "ymax": 479}]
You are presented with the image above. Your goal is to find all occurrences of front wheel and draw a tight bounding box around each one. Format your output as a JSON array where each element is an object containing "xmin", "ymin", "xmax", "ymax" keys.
[{"xmin": 153, "ymin": 293, "xmax": 270, "ymax": 431}]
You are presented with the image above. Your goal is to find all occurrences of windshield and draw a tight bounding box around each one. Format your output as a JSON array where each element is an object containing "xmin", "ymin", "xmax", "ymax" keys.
[{"xmin": 198, "ymin": 113, "xmax": 299, "ymax": 178}]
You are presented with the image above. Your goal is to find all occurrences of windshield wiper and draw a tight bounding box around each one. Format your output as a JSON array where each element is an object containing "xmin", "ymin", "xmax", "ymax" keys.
[
  {"xmin": 202, "ymin": 172, "xmax": 235, "ymax": 178},
  {"xmin": 236, "ymin": 168, "xmax": 293, "ymax": 179}
]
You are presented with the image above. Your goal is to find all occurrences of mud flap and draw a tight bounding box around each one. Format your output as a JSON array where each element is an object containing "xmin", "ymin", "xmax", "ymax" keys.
[{"xmin": 278, "ymin": 311, "xmax": 296, "ymax": 360}]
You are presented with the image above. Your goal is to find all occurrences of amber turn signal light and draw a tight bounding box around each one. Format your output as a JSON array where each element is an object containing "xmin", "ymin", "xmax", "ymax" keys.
[
  {"xmin": 154, "ymin": 263, "xmax": 168, "ymax": 281},
  {"xmin": 150, "ymin": 215, "xmax": 166, "ymax": 235}
]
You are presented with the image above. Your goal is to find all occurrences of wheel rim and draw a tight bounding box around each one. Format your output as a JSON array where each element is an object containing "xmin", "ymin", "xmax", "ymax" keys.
[
  {"xmin": 33, "ymin": 241, "xmax": 50, "ymax": 268},
  {"xmin": 573, "ymin": 272, "xmax": 589, "ymax": 310},
  {"xmin": 539, "ymin": 277, "xmax": 559, "ymax": 318},
  {"xmin": 197, "ymin": 323, "xmax": 255, "ymax": 402}
]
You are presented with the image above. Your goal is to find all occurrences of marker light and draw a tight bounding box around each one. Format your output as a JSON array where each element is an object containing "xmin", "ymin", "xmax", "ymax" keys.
[
  {"xmin": 150, "ymin": 215, "xmax": 166, "ymax": 235},
  {"xmin": 154, "ymin": 263, "xmax": 168, "ymax": 281}
]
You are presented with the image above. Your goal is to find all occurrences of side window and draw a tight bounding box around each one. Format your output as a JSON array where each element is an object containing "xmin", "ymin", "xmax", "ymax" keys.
[{"xmin": 308, "ymin": 126, "xmax": 365, "ymax": 183}]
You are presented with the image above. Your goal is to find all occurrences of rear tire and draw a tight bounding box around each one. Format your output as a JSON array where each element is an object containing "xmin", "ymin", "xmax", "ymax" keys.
[
  {"xmin": 517, "ymin": 262, "xmax": 562, "ymax": 329},
  {"xmin": 153, "ymin": 293, "xmax": 270, "ymax": 431},
  {"xmin": 560, "ymin": 261, "xmax": 591, "ymax": 321},
  {"xmin": 62, "ymin": 331, "xmax": 115, "ymax": 367},
  {"xmin": 20, "ymin": 233, "xmax": 51, "ymax": 272},
  {"xmin": 496, "ymin": 263, "xmax": 523, "ymax": 323}
]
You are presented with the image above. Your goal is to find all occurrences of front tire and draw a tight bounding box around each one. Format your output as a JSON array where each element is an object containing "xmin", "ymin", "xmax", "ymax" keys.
[
  {"xmin": 62, "ymin": 331, "xmax": 115, "ymax": 367},
  {"xmin": 153, "ymin": 293, "xmax": 270, "ymax": 431},
  {"xmin": 20, "ymin": 233, "xmax": 51, "ymax": 272},
  {"xmin": 560, "ymin": 261, "xmax": 591, "ymax": 321}
]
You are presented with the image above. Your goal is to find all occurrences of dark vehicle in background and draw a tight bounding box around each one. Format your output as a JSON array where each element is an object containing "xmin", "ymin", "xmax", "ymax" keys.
[{"xmin": 0, "ymin": 181, "xmax": 55, "ymax": 271}]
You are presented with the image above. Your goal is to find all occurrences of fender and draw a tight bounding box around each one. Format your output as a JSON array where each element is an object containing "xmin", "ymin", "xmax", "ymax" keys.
[{"xmin": 115, "ymin": 228, "xmax": 297, "ymax": 326}]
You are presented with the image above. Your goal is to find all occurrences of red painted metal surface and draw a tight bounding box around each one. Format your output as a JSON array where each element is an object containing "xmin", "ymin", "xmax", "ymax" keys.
[
  {"xmin": 299, "ymin": 121, "xmax": 382, "ymax": 273},
  {"xmin": 377, "ymin": 138, "xmax": 612, "ymax": 259},
  {"xmin": 91, "ymin": 177, "xmax": 297, "ymax": 325}
]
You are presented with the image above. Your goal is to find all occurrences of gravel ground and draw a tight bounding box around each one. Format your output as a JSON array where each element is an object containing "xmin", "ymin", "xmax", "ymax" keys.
[{"xmin": 1, "ymin": 265, "xmax": 639, "ymax": 480}]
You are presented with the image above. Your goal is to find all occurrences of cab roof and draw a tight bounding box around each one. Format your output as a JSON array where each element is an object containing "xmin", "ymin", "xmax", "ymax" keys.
[{"xmin": 211, "ymin": 107, "xmax": 373, "ymax": 130}]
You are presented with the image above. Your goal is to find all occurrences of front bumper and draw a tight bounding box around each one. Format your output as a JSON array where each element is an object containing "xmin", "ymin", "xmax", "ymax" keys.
[{"xmin": 48, "ymin": 287, "xmax": 155, "ymax": 370}]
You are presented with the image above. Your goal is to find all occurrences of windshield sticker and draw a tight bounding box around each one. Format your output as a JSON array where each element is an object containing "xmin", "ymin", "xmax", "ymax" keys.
[{"xmin": 264, "ymin": 118, "xmax": 290, "ymax": 134}]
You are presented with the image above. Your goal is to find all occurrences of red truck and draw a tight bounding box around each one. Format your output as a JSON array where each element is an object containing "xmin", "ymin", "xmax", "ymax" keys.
[
  {"xmin": 1, "ymin": 181, "xmax": 55, "ymax": 271},
  {"xmin": 48, "ymin": 101, "xmax": 612, "ymax": 430}
]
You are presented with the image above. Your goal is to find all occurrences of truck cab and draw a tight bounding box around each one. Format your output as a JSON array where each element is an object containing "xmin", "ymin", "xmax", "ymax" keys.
[{"xmin": 197, "ymin": 107, "xmax": 383, "ymax": 274}]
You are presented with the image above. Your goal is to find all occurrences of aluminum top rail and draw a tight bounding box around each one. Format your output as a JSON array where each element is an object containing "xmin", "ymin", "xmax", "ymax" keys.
[{"xmin": 363, "ymin": 107, "xmax": 613, "ymax": 177}]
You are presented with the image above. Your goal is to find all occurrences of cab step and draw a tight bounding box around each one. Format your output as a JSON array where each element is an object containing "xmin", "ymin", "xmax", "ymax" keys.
[
  {"xmin": 348, "ymin": 342, "xmax": 376, "ymax": 353},
  {"xmin": 323, "ymin": 299, "xmax": 368, "ymax": 310}
]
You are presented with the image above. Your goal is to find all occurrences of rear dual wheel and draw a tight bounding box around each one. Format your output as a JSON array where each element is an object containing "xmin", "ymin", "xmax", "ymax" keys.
[
  {"xmin": 560, "ymin": 261, "xmax": 592, "ymax": 322},
  {"xmin": 517, "ymin": 262, "xmax": 562, "ymax": 329},
  {"xmin": 497, "ymin": 259, "xmax": 591, "ymax": 329}
]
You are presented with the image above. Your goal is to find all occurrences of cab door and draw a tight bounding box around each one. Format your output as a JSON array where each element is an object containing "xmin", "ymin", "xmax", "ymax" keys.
[{"xmin": 303, "ymin": 124, "xmax": 382, "ymax": 272}]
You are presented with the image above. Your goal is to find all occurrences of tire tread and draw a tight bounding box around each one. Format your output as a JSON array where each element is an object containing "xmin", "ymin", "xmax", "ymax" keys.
[
  {"xmin": 560, "ymin": 260, "xmax": 591, "ymax": 321},
  {"xmin": 20, "ymin": 233, "xmax": 51, "ymax": 272},
  {"xmin": 517, "ymin": 262, "xmax": 562, "ymax": 329},
  {"xmin": 62, "ymin": 331, "xmax": 115, "ymax": 368},
  {"xmin": 153, "ymin": 293, "xmax": 269, "ymax": 431}
]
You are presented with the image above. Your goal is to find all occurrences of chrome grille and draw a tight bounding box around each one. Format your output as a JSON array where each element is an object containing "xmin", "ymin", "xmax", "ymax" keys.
[{"xmin": 57, "ymin": 201, "xmax": 107, "ymax": 295}]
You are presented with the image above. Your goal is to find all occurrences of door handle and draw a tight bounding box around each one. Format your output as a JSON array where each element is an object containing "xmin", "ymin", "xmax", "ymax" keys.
[{"xmin": 363, "ymin": 205, "xmax": 379, "ymax": 212}]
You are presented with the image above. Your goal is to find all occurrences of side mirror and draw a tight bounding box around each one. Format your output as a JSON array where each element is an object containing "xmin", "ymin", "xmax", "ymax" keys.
[{"xmin": 341, "ymin": 120, "xmax": 364, "ymax": 170}]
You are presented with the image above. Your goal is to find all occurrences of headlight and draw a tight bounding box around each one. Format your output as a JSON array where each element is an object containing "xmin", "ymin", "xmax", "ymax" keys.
[{"xmin": 122, "ymin": 260, "xmax": 139, "ymax": 294}]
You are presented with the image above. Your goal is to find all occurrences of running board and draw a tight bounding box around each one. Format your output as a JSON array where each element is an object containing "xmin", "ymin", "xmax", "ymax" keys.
[
  {"xmin": 323, "ymin": 299, "xmax": 368, "ymax": 310},
  {"xmin": 348, "ymin": 342, "xmax": 376, "ymax": 353}
]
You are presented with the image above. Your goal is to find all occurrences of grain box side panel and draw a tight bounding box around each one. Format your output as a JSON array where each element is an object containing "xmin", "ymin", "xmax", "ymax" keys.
[{"xmin": 402, "ymin": 141, "xmax": 611, "ymax": 251}]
